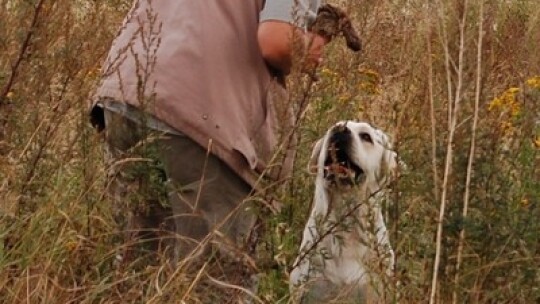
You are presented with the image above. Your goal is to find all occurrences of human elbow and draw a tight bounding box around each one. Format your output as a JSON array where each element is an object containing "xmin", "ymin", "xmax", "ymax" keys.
[{"xmin": 258, "ymin": 21, "xmax": 293, "ymax": 74}]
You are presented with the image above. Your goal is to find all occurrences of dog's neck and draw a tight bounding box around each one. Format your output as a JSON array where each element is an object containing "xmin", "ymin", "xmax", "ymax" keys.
[{"xmin": 322, "ymin": 178, "xmax": 381, "ymax": 222}]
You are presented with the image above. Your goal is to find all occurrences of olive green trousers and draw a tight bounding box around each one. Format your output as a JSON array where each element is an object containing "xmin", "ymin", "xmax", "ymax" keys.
[{"xmin": 103, "ymin": 110, "xmax": 257, "ymax": 266}]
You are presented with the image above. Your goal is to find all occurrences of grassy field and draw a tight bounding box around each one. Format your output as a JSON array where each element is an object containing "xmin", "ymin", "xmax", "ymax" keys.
[{"xmin": 1, "ymin": 0, "xmax": 538, "ymax": 303}]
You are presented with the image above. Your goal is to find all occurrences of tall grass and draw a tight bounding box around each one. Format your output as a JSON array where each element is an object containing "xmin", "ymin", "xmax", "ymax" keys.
[{"xmin": 1, "ymin": 0, "xmax": 538, "ymax": 303}]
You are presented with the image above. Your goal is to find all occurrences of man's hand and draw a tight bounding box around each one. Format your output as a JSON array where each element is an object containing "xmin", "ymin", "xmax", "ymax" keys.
[{"xmin": 258, "ymin": 21, "xmax": 329, "ymax": 75}]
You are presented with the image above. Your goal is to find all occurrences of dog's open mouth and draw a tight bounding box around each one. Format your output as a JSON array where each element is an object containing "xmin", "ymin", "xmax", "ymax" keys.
[
  {"xmin": 324, "ymin": 159, "xmax": 364, "ymax": 185},
  {"xmin": 323, "ymin": 137, "xmax": 365, "ymax": 186}
]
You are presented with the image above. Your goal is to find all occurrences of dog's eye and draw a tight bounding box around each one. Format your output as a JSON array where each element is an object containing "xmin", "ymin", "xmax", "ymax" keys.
[{"xmin": 359, "ymin": 132, "xmax": 373, "ymax": 143}]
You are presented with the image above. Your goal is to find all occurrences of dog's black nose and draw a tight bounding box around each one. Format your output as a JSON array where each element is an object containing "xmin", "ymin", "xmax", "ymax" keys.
[
  {"xmin": 326, "ymin": 126, "xmax": 352, "ymax": 168},
  {"xmin": 330, "ymin": 125, "xmax": 351, "ymax": 146},
  {"xmin": 333, "ymin": 123, "xmax": 349, "ymax": 133}
]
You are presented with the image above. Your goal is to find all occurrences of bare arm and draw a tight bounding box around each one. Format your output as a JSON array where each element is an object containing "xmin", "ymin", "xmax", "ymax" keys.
[{"xmin": 258, "ymin": 20, "xmax": 328, "ymax": 75}]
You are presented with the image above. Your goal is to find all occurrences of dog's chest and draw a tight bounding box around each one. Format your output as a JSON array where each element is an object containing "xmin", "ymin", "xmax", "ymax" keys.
[
  {"xmin": 321, "ymin": 193, "xmax": 382, "ymax": 284},
  {"xmin": 322, "ymin": 230, "xmax": 372, "ymax": 284}
]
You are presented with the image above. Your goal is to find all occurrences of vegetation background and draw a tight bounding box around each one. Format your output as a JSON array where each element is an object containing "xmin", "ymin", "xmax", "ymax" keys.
[{"xmin": 0, "ymin": 0, "xmax": 538, "ymax": 303}]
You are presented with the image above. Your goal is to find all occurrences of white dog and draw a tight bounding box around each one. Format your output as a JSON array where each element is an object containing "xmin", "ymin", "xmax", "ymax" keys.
[{"xmin": 290, "ymin": 121, "xmax": 397, "ymax": 303}]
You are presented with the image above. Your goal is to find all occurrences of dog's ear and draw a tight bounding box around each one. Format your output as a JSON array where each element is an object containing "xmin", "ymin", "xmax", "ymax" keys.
[
  {"xmin": 376, "ymin": 131, "xmax": 398, "ymax": 185},
  {"xmin": 379, "ymin": 149, "xmax": 398, "ymax": 183},
  {"xmin": 308, "ymin": 138, "xmax": 323, "ymax": 174}
]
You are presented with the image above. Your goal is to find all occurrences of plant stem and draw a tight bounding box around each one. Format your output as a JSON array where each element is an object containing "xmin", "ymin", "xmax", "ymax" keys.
[
  {"xmin": 452, "ymin": 3, "xmax": 484, "ymax": 303},
  {"xmin": 427, "ymin": 18, "xmax": 439, "ymax": 203},
  {"xmin": 0, "ymin": 0, "xmax": 47, "ymax": 105},
  {"xmin": 430, "ymin": 0, "xmax": 468, "ymax": 303}
]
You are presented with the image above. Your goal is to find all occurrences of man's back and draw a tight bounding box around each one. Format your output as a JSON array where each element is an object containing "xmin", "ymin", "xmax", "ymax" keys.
[{"xmin": 94, "ymin": 0, "xmax": 275, "ymax": 185}]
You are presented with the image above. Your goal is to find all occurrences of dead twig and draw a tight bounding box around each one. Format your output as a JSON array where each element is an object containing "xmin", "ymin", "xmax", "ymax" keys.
[{"xmin": 0, "ymin": 0, "xmax": 47, "ymax": 105}]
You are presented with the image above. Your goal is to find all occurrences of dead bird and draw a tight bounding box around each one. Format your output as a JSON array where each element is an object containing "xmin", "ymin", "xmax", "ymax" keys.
[{"xmin": 310, "ymin": 4, "xmax": 362, "ymax": 52}]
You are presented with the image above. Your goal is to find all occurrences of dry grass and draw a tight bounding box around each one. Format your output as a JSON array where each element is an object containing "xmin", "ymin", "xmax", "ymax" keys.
[{"xmin": 1, "ymin": 0, "xmax": 539, "ymax": 303}]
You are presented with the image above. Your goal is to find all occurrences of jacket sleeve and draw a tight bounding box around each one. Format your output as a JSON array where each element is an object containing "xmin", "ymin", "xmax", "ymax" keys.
[{"xmin": 259, "ymin": 0, "xmax": 321, "ymax": 29}]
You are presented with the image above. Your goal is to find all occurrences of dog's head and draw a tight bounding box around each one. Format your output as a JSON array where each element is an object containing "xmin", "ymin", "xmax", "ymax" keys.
[{"xmin": 309, "ymin": 121, "xmax": 397, "ymax": 189}]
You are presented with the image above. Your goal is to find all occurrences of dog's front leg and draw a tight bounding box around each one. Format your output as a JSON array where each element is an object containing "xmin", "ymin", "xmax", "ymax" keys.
[
  {"xmin": 374, "ymin": 207, "xmax": 394, "ymax": 278},
  {"xmin": 290, "ymin": 185, "xmax": 331, "ymax": 299}
]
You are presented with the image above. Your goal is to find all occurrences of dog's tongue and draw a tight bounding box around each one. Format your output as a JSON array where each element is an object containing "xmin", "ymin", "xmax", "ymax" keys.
[{"xmin": 326, "ymin": 163, "xmax": 354, "ymax": 178}]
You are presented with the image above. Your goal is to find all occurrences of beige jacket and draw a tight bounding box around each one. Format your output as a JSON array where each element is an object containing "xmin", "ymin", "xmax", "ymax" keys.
[{"xmin": 92, "ymin": 0, "xmax": 291, "ymax": 186}]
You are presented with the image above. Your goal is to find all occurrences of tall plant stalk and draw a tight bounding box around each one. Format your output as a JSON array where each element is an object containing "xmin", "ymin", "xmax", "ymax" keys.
[
  {"xmin": 430, "ymin": 0, "xmax": 469, "ymax": 303},
  {"xmin": 452, "ymin": 2, "xmax": 484, "ymax": 303},
  {"xmin": 427, "ymin": 18, "xmax": 439, "ymax": 204}
]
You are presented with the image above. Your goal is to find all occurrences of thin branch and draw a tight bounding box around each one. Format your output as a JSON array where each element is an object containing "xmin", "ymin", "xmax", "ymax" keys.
[
  {"xmin": 435, "ymin": 1, "xmax": 454, "ymax": 128},
  {"xmin": 453, "ymin": 3, "xmax": 484, "ymax": 303},
  {"xmin": 205, "ymin": 273, "xmax": 265, "ymax": 304},
  {"xmin": 194, "ymin": 139, "xmax": 212, "ymax": 211},
  {"xmin": 0, "ymin": 0, "xmax": 47, "ymax": 105},
  {"xmin": 427, "ymin": 16, "xmax": 440, "ymax": 203},
  {"xmin": 430, "ymin": 0, "xmax": 469, "ymax": 303}
]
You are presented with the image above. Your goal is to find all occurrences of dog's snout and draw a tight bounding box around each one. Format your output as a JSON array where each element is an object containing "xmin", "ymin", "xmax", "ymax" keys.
[
  {"xmin": 333, "ymin": 123, "xmax": 350, "ymax": 134},
  {"xmin": 330, "ymin": 125, "xmax": 351, "ymax": 146}
]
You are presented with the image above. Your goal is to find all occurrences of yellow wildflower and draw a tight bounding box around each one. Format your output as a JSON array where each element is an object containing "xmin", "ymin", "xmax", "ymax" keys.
[
  {"xmin": 526, "ymin": 76, "xmax": 540, "ymax": 89},
  {"xmin": 6, "ymin": 91, "xmax": 14, "ymax": 99},
  {"xmin": 358, "ymin": 67, "xmax": 380, "ymax": 78},
  {"xmin": 511, "ymin": 102, "xmax": 520, "ymax": 117},
  {"xmin": 507, "ymin": 87, "xmax": 520, "ymax": 94},
  {"xmin": 488, "ymin": 87, "xmax": 520, "ymax": 117},
  {"xmin": 65, "ymin": 240, "xmax": 78, "ymax": 251},
  {"xmin": 500, "ymin": 121, "xmax": 513, "ymax": 132},
  {"xmin": 488, "ymin": 97, "xmax": 501, "ymax": 111},
  {"xmin": 321, "ymin": 67, "xmax": 332, "ymax": 76}
]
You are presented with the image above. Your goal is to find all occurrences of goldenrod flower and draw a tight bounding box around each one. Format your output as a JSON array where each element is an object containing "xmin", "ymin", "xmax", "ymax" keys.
[
  {"xmin": 500, "ymin": 121, "xmax": 513, "ymax": 132},
  {"xmin": 507, "ymin": 87, "xmax": 520, "ymax": 94},
  {"xmin": 358, "ymin": 68, "xmax": 379, "ymax": 79},
  {"xmin": 488, "ymin": 87, "xmax": 520, "ymax": 118},
  {"xmin": 65, "ymin": 240, "xmax": 78, "ymax": 251},
  {"xmin": 488, "ymin": 97, "xmax": 501, "ymax": 111},
  {"xmin": 321, "ymin": 67, "xmax": 332, "ymax": 76},
  {"xmin": 526, "ymin": 76, "xmax": 540, "ymax": 89}
]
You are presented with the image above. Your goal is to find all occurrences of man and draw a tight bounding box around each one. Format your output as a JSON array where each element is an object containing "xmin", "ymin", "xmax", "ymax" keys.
[{"xmin": 90, "ymin": 0, "xmax": 327, "ymax": 292}]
